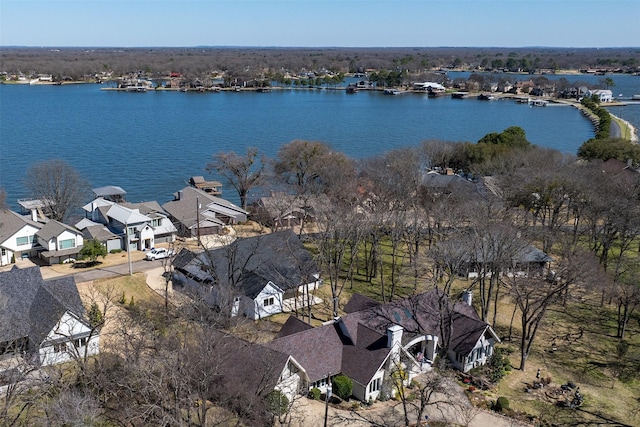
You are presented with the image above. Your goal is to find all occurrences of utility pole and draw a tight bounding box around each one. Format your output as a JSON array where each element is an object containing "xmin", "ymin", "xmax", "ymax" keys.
[
  {"xmin": 125, "ymin": 222, "xmax": 133, "ymax": 276},
  {"xmin": 196, "ymin": 197, "xmax": 201, "ymax": 245}
]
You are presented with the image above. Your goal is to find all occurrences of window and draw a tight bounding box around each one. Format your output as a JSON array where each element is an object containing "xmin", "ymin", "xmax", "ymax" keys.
[
  {"xmin": 16, "ymin": 236, "xmax": 33, "ymax": 246},
  {"xmin": 59, "ymin": 238, "xmax": 75, "ymax": 249},
  {"xmin": 152, "ymin": 219, "xmax": 161, "ymax": 228},
  {"xmin": 74, "ymin": 337, "xmax": 88, "ymax": 348},
  {"xmin": 368, "ymin": 377, "xmax": 382, "ymax": 393},
  {"xmin": 1, "ymin": 248, "xmax": 5, "ymax": 256},
  {"xmin": 53, "ymin": 342, "xmax": 65, "ymax": 353},
  {"xmin": 263, "ymin": 297, "xmax": 275, "ymax": 306}
]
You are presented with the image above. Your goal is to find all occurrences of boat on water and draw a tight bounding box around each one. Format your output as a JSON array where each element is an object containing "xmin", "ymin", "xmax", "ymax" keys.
[
  {"xmin": 346, "ymin": 84, "xmax": 358, "ymax": 94},
  {"xmin": 383, "ymin": 88, "xmax": 401, "ymax": 95},
  {"xmin": 477, "ymin": 93, "xmax": 495, "ymax": 101},
  {"xmin": 120, "ymin": 79, "xmax": 153, "ymax": 92},
  {"xmin": 126, "ymin": 85, "xmax": 148, "ymax": 93},
  {"xmin": 451, "ymin": 92, "xmax": 468, "ymax": 99},
  {"xmin": 633, "ymin": 94, "xmax": 640, "ymax": 101},
  {"xmin": 529, "ymin": 99, "xmax": 548, "ymax": 107},
  {"xmin": 427, "ymin": 87, "xmax": 447, "ymax": 97}
]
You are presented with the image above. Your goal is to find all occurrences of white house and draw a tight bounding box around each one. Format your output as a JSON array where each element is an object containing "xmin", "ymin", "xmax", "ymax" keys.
[
  {"xmin": 413, "ymin": 81, "xmax": 446, "ymax": 92},
  {"xmin": 34, "ymin": 219, "xmax": 84, "ymax": 265},
  {"xmin": 0, "ymin": 266, "xmax": 99, "ymax": 367},
  {"xmin": 585, "ymin": 89, "xmax": 613, "ymax": 103},
  {"xmin": 0, "ymin": 208, "xmax": 41, "ymax": 265},
  {"xmin": 173, "ymin": 230, "xmax": 322, "ymax": 320},
  {"xmin": 266, "ymin": 289, "xmax": 500, "ymax": 403},
  {"xmin": 82, "ymin": 198, "xmax": 176, "ymax": 251}
]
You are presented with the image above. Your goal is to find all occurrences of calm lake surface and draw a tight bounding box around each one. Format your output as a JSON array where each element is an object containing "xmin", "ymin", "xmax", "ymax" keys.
[{"xmin": 1, "ymin": 72, "xmax": 639, "ymax": 208}]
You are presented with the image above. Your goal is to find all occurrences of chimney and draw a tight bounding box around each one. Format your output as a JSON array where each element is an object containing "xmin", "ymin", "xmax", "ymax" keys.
[
  {"xmin": 387, "ymin": 324, "xmax": 403, "ymax": 349},
  {"xmin": 30, "ymin": 208, "xmax": 38, "ymax": 223},
  {"xmin": 446, "ymin": 167, "xmax": 454, "ymax": 176},
  {"xmin": 177, "ymin": 190, "xmax": 183, "ymax": 201},
  {"xmin": 462, "ymin": 290, "xmax": 473, "ymax": 306}
]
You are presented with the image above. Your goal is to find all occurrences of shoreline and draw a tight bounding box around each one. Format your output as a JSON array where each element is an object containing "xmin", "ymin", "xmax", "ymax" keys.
[
  {"xmin": 5, "ymin": 80, "xmax": 639, "ymax": 144},
  {"xmin": 609, "ymin": 112, "xmax": 639, "ymax": 142}
]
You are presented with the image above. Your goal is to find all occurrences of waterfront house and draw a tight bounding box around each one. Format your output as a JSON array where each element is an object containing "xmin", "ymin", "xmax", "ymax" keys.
[
  {"xmin": 413, "ymin": 82, "xmax": 446, "ymax": 92},
  {"xmin": 172, "ymin": 230, "xmax": 322, "ymax": 320},
  {"xmin": 34, "ymin": 219, "xmax": 84, "ymax": 265},
  {"xmin": 82, "ymin": 198, "xmax": 176, "ymax": 251},
  {"xmin": 0, "ymin": 266, "xmax": 99, "ymax": 367},
  {"xmin": 0, "ymin": 209, "xmax": 41, "ymax": 266},
  {"xmin": 162, "ymin": 186, "xmax": 227, "ymax": 238},
  {"xmin": 250, "ymin": 192, "xmax": 319, "ymax": 231},
  {"xmin": 585, "ymin": 89, "xmax": 613, "ymax": 103}
]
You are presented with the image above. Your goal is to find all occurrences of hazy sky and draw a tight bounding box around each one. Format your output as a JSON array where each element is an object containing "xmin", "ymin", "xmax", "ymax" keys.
[{"xmin": 1, "ymin": 0, "xmax": 638, "ymax": 48}]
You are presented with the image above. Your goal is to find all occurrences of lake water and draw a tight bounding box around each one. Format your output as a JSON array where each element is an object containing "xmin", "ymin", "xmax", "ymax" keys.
[{"xmin": 1, "ymin": 72, "xmax": 639, "ymax": 208}]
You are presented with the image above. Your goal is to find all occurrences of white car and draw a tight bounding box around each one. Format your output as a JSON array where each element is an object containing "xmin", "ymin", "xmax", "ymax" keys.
[{"xmin": 145, "ymin": 248, "xmax": 174, "ymax": 261}]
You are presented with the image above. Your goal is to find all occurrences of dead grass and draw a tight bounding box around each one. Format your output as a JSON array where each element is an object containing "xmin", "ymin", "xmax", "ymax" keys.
[{"xmin": 485, "ymin": 291, "xmax": 640, "ymax": 426}]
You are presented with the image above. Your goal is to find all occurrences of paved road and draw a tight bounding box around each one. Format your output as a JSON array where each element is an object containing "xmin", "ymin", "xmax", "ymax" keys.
[
  {"xmin": 610, "ymin": 118, "xmax": 622, "ymax": 138},
  {"xmin": 38, "ymin": 258, "xmax": 165, "ymax": 282}
]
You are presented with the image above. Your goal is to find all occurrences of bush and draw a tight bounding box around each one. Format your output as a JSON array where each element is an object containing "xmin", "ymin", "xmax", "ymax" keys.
[
  {"xmin": 488, "ymin": 347, "xmax": 511, "ymax": 383},
  {"xmin": 309, "ymin": 387, "xmax": 321, "ymax": 400},
  {"xmin": 264, "ymin": 390, "xmax": 289, "ymax": 417},
  {"xmin": 494, "ymin": 396, "xmax": 510, "ymax": 412},
  {"xmin": 332, "ymin": 374, "xmax": 353, "ymax": 401},
  {"xmin": 110, "ymin": 249, "xmax": 123, "ymax": 254}
]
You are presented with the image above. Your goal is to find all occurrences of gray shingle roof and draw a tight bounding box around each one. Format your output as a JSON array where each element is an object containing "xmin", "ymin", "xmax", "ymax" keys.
[
  {"xmin": 0, "ymin": 266, "xmax": 87, "ymax": 348},
  {"xmin": 266, "ymin": 322, "xmax": 345, "ymax": 382},
  {"xmin": 267, "ymin": 290, "xmax": 498, "ymax": 387},
  {"xmin": 0, "ymin": 209, "xmax": 41, "ymax": 245},
  {"xmin": 35, "ymin": 219, "xmax": 81, "ymax": 242},
  {"xmin": 174, "ymin": 230, "xmax": 318, "ymax": 298},
  {"xmin": 162, "ymin": 187, "xmax": 220, "ymax": 229}
]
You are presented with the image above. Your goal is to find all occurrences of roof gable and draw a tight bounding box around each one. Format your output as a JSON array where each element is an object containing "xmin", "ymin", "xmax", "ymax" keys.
[
  {"xmin": 175, "ymin": 230, "xmax": 318, "ymax": 294},
  {"xmin": 0, "ymin": 266, "xmax": 86, "ymax": 346},
  {"xmin": 36, "ymin": 219, "xmax": 81, "ymax": 241},
  {"xmin": 0, "ymin": 209, "xmax": 41, "ymax": 244}
]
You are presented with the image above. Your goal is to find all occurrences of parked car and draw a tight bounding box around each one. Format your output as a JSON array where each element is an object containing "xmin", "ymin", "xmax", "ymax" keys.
[{"xmin": 145, "ymin": 248, "xmax": 174, "ymax": 261}]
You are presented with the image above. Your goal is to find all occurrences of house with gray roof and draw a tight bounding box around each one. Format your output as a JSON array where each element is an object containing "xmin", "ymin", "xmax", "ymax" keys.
[
  {"xmin": 162, "ymin": 187, "xmax": 225, "ymax": 238},
  {"xmin": 460, "ymin": 240, "xmax": 553, "ymax": 279},
  {"xmin": 267, "ymin": 289, "xmax": 499, "ymax": 402},
  {"xmin": 172, "ymin": 230, "xmax": 322, "ymax": 320},
  {"xmin": 34, "ymin": 219, "xmax": 84, "ymax": 265},
  {"xmin": 82, "ymin": 197, "xmax": 176, "ymax": 251},
  {"xmin": 267, "ymin": 312, "xmax": 420, "ymax": 402},
  {"xmin": 0, "ymin": 266, "xmax": 99, "ymax": 367},
  {"xmin": 249, "ymin": 192, "xmax": 321, "ymax": 231},
  {"xmin": 0, "ymin": 208, "xmax": 42, "ymax": 266}
]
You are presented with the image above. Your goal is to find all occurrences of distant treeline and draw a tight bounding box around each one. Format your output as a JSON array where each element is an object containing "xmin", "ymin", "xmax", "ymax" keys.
[{"xmin": 1, "ymin": 46, "xmax": 639, "ymax": 81}]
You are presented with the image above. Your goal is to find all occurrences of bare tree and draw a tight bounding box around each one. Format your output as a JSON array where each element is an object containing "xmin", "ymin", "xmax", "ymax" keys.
[
  {"xmin": 205, "ymin": 147, "xmax": 267, "ymax": 210},
  {"xmin": 24, "ymin": 159, "xmax": 90, "ymax": 222},
  {"xmin": 507, "ymin": 243, "xmax": 602, "ymax": 370}
]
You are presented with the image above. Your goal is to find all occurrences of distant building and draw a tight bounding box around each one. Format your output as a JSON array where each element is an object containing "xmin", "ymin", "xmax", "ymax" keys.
[{"xmin": 585, "ymin": 89, "xmax": 613, "ymax": 103}]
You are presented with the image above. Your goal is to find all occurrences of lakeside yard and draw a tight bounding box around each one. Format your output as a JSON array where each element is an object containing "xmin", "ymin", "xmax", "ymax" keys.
[{"xmin": 70, "ymin": 229, "xmax": 640, "ymax": 427}]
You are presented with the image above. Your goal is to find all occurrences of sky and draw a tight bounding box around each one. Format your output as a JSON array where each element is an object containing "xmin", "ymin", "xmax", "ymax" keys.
[{"xmin": 1, "ymin": 0, "xmax": 638, "ymax": 48}]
